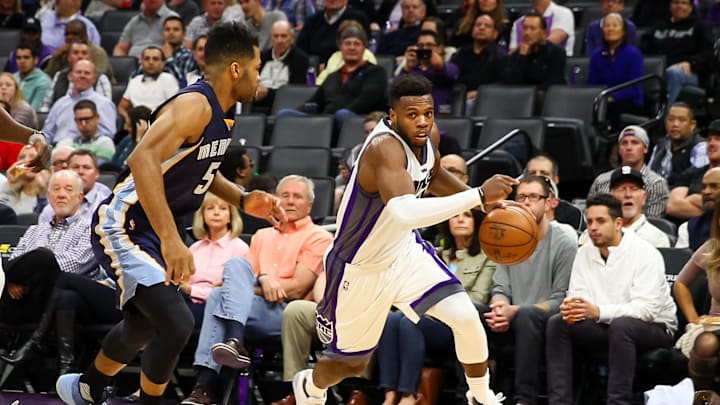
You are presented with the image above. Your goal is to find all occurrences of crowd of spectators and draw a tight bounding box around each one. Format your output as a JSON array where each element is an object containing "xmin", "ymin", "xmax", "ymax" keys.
[{"xmin": 3, "ymin": 0, "xmax": 720, "ymax": 404}]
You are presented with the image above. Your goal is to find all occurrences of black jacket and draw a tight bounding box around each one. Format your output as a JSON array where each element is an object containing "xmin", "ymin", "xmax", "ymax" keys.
[
  {"xmin": 296, "ymin": 6, "xmax": 370, "ymax": 63},
  {"xmin": 451, "ymin": 42, "xmax": 507, "ymax": 90},
  {"xmin": 502, "ymin": 42, "xmax": 567, "ymax": 89},
  {"xmin": 641, "ymin": 16, "xmax": 714, "ymax": 77},
  {"xmin": 308, "ymin": 62, "xmax": 388, "ymax": 114}
]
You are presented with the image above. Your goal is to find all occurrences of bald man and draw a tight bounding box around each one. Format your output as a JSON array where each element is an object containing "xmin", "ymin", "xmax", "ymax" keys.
[
  {"xmin": 441, "ymin": 154, "xmax": 469, "ymax": 184},
  {"xmin": 255, "ymin": 20, "xmax": 309, "ymax": 111},
  {"xmin": 676, "ymin": 167, "xmax": 720, "ymax": 250}
]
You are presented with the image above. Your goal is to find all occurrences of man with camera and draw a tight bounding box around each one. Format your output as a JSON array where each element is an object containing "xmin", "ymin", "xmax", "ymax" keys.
[{"xmin": 399, "ymin": 29, "xmax": 459, "ymax": 115}]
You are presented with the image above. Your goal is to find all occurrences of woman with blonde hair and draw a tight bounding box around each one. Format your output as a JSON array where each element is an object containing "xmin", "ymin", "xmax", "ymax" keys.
[
  {"xmin": 674, "ymin": 196, "xmax": 720, "ymax": 402},
  {"xmin": 451, "ymin": 0, "xmax": 509, "ymax": 49},
  {"xmin": 185, "ymin": 192, "xmax": 249, "ymax": 325},
  {"xmin": 0, "ymin": 72, "xmax": 37, "ymax": 128}
]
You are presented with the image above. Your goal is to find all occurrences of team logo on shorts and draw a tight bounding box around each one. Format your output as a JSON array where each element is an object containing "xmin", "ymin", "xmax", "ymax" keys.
[
  {"xmin": 342, "ymin": 280, "xmax": 349, "ymax": 290},
  {"xmin": 316, "ymin": 314, "xmax": 334, "ymax": 344}
]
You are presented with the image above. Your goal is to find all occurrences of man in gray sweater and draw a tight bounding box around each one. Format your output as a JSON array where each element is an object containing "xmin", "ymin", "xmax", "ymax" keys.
[{"xmin": 479, "ymin": 175, "xmax": 578, "ymax": 405}]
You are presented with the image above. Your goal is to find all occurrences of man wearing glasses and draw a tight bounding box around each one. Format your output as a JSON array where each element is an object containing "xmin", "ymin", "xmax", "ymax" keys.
[
  {"xmin": 56, "ymin": 100, "xmax": 115, "ymax": 165},
  {"xmin": 479, "ymin": 175, "xmax": 577, "ymax": 405}
]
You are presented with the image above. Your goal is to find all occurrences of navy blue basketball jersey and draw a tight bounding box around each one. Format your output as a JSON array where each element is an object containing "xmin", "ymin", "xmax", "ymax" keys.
[
  {"xmin": 92, "ymin": 80, "xmax": 234, "ymax": 273},
  {"xmin": 111, "ymin": 80, "xmax": 233, "ymax": 219}
]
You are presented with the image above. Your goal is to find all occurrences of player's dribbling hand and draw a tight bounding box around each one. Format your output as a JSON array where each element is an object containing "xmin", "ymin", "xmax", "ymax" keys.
[
  {"xmin": 244, "ymin": 190, "xmax": 288, "ymax": 228},
  {"xmin": 481, "ymin": 175, "xmax": 519, "ymax": 205},
  {"xmin": 162, "ymin": 238, "xmax": 196, "ymax": 287},
  {"xmin": 484, "ymin": 200, "xmax": 537, "ymax": 221}
]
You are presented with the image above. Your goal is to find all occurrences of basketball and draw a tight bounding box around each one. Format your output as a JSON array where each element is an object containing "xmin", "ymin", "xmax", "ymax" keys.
[{"xmin": 479, "ymin": 206, "xmax": 539, "ymax": 265}]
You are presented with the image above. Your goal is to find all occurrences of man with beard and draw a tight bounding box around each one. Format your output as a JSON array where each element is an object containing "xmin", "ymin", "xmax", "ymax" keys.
[
  {"xmin": 675, "ymin": 167, "xmax": 720, "ymax": 250},
  {"xmin": 161, "ymin": 16, "xmax": 198, "ymax": 87}
]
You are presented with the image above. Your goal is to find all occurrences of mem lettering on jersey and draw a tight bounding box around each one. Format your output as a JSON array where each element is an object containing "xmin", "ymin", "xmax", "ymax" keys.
[{"xmin": 197, "ymin": 138, "xmax": 232, "ymax": 160}]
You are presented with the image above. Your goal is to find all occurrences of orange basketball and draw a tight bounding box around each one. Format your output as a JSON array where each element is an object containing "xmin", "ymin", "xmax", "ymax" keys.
[{"xmin": 479, "ymin": 205, "xmax": 539, "ymax": 265}]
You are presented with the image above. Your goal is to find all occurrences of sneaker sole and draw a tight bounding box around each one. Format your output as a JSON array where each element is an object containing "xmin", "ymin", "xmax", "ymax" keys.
[
  {"xmin": 211, "ymin": 344, "xmax": 251, "ymax": 369},
  {"xmin": 55, "ymin": 374, "xmax": 82, "ymax": 405}
]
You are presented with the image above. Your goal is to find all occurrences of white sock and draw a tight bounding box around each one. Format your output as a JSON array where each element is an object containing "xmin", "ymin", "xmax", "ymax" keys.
[
  {"xmin": 466, "ymin": 372, "xmax": 490, "ymax": 403},
  {"xmin": 304, "ymin": 370, "xmax": 326, "ymax": 398}
]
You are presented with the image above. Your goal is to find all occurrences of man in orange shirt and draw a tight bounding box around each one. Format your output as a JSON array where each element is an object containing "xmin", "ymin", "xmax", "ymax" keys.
[{"xmin": 182, "ymin": 175, "xmax": 333, "ymax": 405}]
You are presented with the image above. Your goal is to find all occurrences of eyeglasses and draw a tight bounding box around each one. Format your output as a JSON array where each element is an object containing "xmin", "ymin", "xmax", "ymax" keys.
[{"xmin": 515, "ymin": 193, "xmax": 548, "ymax": 202}]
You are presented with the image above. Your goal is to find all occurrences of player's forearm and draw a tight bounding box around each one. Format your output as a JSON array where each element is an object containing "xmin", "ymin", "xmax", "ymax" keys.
[
  {"xmin": 127, "ymin": 150, "xmax": 179, "ymax": 240},
  {"xmin": 0, "ymin": 108, "xmax": 37, "ymax": 145},
  {"xmin": 386, "ymin": 189, "xmax": 482, "ymax": 229}
]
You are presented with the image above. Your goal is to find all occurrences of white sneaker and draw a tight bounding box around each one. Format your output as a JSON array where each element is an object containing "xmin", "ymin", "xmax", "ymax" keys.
[
  {"xmin": 292, "ymin": 369, "xmax": 326, "ymax": 405},
  {"xmin": 466, "ymin": 389, "xmax": 507, "ymax": 405}
]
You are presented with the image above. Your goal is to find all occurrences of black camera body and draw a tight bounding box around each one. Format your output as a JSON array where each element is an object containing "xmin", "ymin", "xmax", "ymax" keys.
[{"xmin": 416, "ymin": 48, "xmax": 432, "ymax": 61}]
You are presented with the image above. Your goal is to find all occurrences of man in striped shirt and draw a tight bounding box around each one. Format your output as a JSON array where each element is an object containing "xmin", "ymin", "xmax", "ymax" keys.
[{"xmin": 588, "ymin": 125, "xmax": 669, "ymax": 218}]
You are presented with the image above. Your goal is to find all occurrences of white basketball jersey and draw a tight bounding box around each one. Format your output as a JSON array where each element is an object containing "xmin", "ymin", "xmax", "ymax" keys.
[{"xmin": 328, "ymin": 118, "xmax": 435, "ymax": 269}]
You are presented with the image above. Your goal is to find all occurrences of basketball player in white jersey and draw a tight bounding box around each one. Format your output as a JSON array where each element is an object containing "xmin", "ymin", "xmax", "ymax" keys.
[{"xmin": 293, "ymin": 75, "xmax": 518, "ymax": 405}]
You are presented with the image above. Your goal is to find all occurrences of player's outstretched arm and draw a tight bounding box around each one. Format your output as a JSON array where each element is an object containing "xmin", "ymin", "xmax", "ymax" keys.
[
  {"xmin": 364, "ymin": 136, "xmax": 486, "ymax": 229},
  {"xmin": 0, "ymin": 107, "xmax": 38, "ymax": 145},
  {"xmin": 127, "ymin": 92, "xmax": 210, "ymax": 286}
]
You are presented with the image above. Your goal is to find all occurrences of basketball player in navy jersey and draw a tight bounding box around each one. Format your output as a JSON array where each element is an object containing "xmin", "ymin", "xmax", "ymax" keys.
[
  {"xmin": 293, "ymin": 75, "xmax": 518, "ymax": 405},
  {"xmin": 56, "ymin": 23, "xmax": 285, "ymax": 405}
]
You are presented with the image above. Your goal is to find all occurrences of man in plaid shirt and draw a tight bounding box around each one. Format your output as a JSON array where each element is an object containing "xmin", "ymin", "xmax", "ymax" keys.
[{"xmin": 0, "ymin": 169, "xmax": 98, "ymax": 324}]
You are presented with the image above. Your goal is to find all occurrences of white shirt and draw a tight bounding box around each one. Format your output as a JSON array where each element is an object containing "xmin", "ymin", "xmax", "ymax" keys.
[
  {"xmin": 569, "ymin": 230, "xmax": 677, "ymax": 333},
  {"xmin": 509, "ymin": 1, "xmax": 575, "ymax": 56},
  {"xmin": 676, "ymin": 222, "xmax": 689, "ymax": 249},
  {"xmin": 122, "ymin": 72, "xmax": 180, "ymax": 111},
  {"xmin": 578, "ymin": 214, "xmax": 670, "ymax": 248}
]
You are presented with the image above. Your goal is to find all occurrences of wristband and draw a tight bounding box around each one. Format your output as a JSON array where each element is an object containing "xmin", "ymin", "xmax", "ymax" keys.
[
  {"xmin": 28, "ymin": 130, "xmax": 48, "ymax": 147},
  {"xmin": 477, "ymin": 186, "xmax": 486, "ymax": 212},
  {"xmin": 239, "ymin": 190, "xmax": 249, "ymax": 209}
]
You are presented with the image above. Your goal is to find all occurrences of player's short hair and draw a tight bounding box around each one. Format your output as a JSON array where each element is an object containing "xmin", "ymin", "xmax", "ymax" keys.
[
  {"xmin": 586, "ymin": 193, "xmax": 622, "ymax": 220},
  {"xmin": 388, "ymin": 75, "xmax": 432, "ymax": 108},
  {"xmin": 204, "ymin": 22, "xmax": 258, "ymax": 66}
]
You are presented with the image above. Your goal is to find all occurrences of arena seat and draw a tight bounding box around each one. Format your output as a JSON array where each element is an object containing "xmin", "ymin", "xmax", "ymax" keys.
[
  {"xmin": 265, "ymin": 147, "xmax": 332, "ymax": 179},
  {"xmin": 109, "ymin": 56, "xmax": 138, "ymax": 84},
  {"xmin": 0, "ymin": 30, "xmax": 20, "ymax": 57},
  {"xmin": 436, "ymin": 116, "xmax": 474, "ymax": 150},
  {"xmin": 470, "ymin": 85, "xmax": 536, "ymax": 119},
  {"xmin": 270, "ymin": 114, "xmax": 333, "ymax": 148},
  {"xmin": 231, "ymin": 113, "xmax": 266, "ymax": 148},
  {"xmin": 270, "ymin": 85, "xmax": 317, "ymax": 116},
  {"xmin": 98, "ymin": 10, "xmax": 139, "ymax": 33},
  {"xmin": 309, "ymin": 176, "xmax": 335, "ymax": 221}
]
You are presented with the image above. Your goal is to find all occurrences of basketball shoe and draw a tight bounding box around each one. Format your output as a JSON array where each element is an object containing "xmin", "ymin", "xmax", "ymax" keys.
[
  {"xmin": 56, "ymin": 373, "xmax": 107, "ymax": 405},
  {"xmin": 292, "ymin": 369, "xmax": 326, "ymax": 405},
  {"xmin": 466, "ymin": 389, "xmax": 507, "ymax": 405}
]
